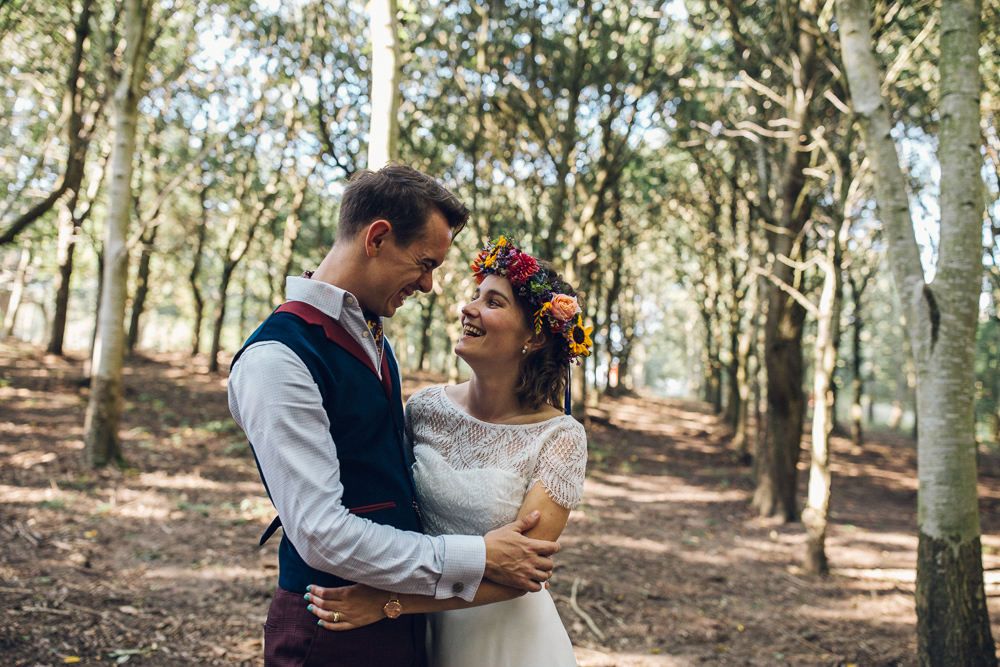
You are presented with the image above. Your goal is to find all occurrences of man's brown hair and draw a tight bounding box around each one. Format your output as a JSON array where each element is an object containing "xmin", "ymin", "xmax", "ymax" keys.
[{"xmin": 337, "ymin": 164, "xmax": 469, "ymax": 246}]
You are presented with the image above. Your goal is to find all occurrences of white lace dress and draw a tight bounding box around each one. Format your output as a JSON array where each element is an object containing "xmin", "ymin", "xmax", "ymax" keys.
[{"xmin": 406, "ymin": 385, "xmax": 588, "ymax": 667}]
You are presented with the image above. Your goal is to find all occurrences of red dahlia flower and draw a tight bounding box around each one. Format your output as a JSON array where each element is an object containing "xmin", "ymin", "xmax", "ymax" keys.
[{"xmin": 507, "ymin": 251, "xmax": 539, "ymax": 287}]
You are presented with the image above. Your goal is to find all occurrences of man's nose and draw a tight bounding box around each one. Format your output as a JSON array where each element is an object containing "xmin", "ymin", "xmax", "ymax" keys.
[{"xmin": 417, "ymin": 270, "xmax": 433, "ymax": 293}]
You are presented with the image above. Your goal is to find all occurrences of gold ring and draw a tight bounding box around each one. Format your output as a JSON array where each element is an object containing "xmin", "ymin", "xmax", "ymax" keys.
[{"xmin": 333, "ymin": 611, "xmax": 341, "ymax": 623}]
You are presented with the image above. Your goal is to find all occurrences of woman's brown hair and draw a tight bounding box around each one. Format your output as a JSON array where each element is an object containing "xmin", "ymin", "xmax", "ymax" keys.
[{"xmin": 511, "ymin": 261, "xmax": 582, "ymax": 411}]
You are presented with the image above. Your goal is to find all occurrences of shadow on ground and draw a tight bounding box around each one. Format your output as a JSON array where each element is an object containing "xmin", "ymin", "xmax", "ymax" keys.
[{"xmin": 1, "ymin": 340, "xmax": 999, "ymax": 667}]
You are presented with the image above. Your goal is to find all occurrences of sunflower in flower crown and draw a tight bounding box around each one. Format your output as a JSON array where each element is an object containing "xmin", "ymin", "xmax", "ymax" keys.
[
  {"xmin": 567, "ymin": 313, "xmax": 594, "ymax": 358},
  {"xmin": 471, "ymin": 234, "xmax": 594, "ymax": 362}
]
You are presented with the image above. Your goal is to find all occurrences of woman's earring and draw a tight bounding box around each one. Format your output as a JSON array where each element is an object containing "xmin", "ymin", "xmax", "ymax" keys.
[{"xmin": 522, "ymin": 345, "xmax": 529, "ymax": 355}]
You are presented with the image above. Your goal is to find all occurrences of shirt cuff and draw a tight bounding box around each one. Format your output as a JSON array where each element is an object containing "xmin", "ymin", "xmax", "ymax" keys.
[{"xmin": 433, "ymin": 535, "xmax": 486, "ymax": 602}]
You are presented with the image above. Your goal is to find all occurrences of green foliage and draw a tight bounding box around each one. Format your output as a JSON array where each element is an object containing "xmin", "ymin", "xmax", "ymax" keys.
[
  {"xmin": 0, "ymin": 0, "xmax": 996, "ymax": 445},
  {"xmin": 975, "ymin": 318, "xmax": 1000, "ymax": 448}
]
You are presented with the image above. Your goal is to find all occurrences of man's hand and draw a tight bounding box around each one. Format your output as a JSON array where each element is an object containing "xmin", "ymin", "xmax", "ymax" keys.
[{"xmin": 483, "ymin": 510, "xmax": 559, "ymax": 592}]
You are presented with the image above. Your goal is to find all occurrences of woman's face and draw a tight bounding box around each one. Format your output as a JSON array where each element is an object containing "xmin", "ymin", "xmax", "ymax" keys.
[{"xmin": 455, "ymin": 274, "xmax": 535, "ymax": 366}]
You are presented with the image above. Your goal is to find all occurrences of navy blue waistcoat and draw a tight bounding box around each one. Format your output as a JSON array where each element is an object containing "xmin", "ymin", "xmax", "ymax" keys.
[{"xmin": 233, "ymin": 302, "xmax": 422, "ymax": 594}]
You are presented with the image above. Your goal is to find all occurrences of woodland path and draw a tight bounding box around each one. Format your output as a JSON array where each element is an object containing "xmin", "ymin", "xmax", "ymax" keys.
[{"xmin": 1, "ymin": 340, "xmax": 998, "ymax": 666}]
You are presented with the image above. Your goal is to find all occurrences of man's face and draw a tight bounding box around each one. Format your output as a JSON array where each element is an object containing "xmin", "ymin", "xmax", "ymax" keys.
[{"xmin": 370, "ymin": 210, "xmax": 452, "ymax": 318}]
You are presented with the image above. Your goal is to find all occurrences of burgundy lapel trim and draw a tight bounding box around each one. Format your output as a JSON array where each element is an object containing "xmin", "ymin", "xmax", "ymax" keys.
[{"xmin": 276, "ymin": 301, "xmax": 390, "ymax": 399}]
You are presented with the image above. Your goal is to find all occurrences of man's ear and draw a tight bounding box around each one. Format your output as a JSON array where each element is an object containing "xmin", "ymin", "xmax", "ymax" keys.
[{"xmin": 364, "ymin": 220, "xmax": 393, "ymax": 258}]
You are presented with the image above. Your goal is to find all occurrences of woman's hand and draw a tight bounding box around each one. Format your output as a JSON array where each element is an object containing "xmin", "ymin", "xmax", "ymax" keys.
[{"xmin": 304, "ymin": 583, "xmax": 391, "ymax": 631}]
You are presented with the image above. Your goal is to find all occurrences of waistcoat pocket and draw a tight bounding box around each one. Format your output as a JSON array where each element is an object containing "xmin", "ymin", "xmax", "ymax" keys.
[{"xmin": 348, "ymin": 501, "xmax": 397, "ymax": 515}]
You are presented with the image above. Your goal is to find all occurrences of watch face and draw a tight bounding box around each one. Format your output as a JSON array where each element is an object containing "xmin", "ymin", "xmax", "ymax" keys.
[{"xmin": 384, "ymin": 600, "xmax": 403, "ymax": 619}]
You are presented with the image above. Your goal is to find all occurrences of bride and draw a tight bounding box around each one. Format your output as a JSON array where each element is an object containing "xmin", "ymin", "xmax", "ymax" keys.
[{"xmin": 304, "ymin": 235, "xmax": 594, "ymax": 666}]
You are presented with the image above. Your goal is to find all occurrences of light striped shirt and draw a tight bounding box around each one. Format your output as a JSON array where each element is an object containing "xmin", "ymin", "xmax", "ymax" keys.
[{"xmin": 228, "ymin": 276, "xmax": 485, "ymax": 600}]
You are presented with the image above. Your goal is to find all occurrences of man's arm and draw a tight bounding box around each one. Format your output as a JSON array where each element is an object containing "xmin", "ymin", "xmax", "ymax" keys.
[
  {"xmin": 229, "ymin": 340, "xmax": 487, "ymax": 600},
  {"xmin": 306, "ymin": 479, "xmax": 571, "ymax": 630}
]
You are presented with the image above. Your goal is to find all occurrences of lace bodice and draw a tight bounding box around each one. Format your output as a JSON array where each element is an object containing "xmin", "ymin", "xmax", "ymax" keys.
[{"xmin": 406, "ymin": 385, "xmax": 588, "ymax": 537}]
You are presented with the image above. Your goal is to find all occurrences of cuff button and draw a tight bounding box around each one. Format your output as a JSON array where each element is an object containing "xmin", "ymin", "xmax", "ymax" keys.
[{"xmin": 452, "ymin": 582, "xmax": 464, "ymax": 594}]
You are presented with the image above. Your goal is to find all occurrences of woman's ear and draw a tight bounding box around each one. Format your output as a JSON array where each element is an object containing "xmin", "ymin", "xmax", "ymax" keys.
[{"xmin": 529, "ymin": 331, "xmax": 548, "ymax": 353}]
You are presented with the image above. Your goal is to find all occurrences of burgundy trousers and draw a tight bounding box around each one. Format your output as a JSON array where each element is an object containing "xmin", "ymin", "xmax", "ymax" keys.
[{"xmin": 264, "ymin": 587, "xmax": 428, "ymax": 667}]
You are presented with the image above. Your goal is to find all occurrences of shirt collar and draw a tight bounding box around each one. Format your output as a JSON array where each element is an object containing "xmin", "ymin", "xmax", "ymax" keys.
[{"xmin": 285, "ymin": 275, "xmax": 362, "ymax": 321}]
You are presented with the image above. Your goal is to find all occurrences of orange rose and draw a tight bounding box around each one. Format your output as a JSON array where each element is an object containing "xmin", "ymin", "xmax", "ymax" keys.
[{"xmin": 549, "ymin": 294, "xmax": 579, "ymax": 321}]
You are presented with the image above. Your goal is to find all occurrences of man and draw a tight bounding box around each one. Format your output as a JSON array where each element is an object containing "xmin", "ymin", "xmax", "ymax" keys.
[{"xmin": 228, "ymin": 165, "xmax": 559, "ymax": 667}]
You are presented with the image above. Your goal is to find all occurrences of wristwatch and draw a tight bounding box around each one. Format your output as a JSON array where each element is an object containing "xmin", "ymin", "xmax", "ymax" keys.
[{"xmin": 383, "ymin": 593, "xmax": 402, "ymax": 619}]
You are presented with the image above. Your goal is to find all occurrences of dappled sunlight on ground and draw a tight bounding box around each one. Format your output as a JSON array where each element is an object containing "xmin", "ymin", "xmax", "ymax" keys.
[
  {"xmin": 143, "ymin": 564, "xmax": 273, "ymax": 582},
  {"xmin": 0, "ymin": 483, "xmax": 75, "ymax": 504},
  {"xmin": 586, "ymin": 474, "xmax": 748, "ymax": 504},
  {"xmin": 135, "ymin": 471, "xmax": 262, "ymax": 493},
  {"xmin": 2, "ymin": 342, "xmax": 999, "ymax": 666},
  {"xmin": 575, "ymin": 645, "xmax": 696, "ymax": 667}
]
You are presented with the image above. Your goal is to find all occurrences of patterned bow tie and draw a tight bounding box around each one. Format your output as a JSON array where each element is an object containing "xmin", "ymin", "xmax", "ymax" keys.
[{"xmin": 363, "ymin": 310, "xmax": 384, "ymax": 360}]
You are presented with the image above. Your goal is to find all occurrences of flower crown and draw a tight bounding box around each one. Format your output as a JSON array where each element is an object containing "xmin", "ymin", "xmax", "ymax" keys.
[{"xmin": 471, "ymin": 235, "xmax": 594, "ymax": 362}]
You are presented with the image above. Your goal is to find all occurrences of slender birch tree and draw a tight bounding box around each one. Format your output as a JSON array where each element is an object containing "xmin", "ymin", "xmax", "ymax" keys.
[
  {"xmin": 83, "ymin": 0, "xmax": 153, "ymax": 467},
  {"xmin": 801, "ymin": 220, "xmax": 847, "ymax": 574},
  {"xmin": 366, "ymin": 0, "xmax": 399, "ymax": 170},
  {"xmin": 837, "ymin": 0, "xmax": 996, "ymax": 663}
]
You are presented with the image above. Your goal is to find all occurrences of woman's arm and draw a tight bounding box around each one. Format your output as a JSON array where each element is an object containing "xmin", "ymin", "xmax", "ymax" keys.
[{"xmin": 306, "ymin": 482, "xmax": 572, "ymax": 630}]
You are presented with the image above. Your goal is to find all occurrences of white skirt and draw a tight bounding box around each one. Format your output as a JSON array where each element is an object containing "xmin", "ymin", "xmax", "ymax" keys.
[{"xmin": 427, "ymin": 589, "xmax": 577, "ymax": 667}]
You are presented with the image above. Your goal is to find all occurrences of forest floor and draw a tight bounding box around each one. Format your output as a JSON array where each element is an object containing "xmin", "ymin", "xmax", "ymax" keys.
[{"xmin": 1, "ymin": 338, "xmax": 999, "ymax": 667}]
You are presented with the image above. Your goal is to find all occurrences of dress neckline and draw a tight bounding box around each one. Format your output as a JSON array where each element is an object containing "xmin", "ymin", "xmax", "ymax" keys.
[{"xmin": 433, "ymin": 385, "xmax": 574, "ymax": 430}]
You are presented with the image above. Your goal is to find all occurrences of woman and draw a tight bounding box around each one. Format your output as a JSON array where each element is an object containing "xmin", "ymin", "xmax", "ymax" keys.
[{"xmin": 304, "ymin": 235, "xmax": 594, "ymax": 666}]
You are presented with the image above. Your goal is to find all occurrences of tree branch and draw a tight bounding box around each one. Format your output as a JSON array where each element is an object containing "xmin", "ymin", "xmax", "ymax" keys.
[{"xmin": 750, "ymin": 264, "xmax": 821, "ymax": 317}]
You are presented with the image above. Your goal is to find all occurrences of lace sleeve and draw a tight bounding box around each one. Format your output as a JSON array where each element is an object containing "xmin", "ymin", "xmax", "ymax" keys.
[{"xmin": 531, "ymin": 420, "xmax": 588, "ymax": 508}]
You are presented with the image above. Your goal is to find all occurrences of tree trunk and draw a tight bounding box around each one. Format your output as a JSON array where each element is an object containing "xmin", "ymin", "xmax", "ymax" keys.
[
  {"xmin": 847, "ymin": 274, "xmax": 865, "ymax": 447},
  {"xmin": 701, "ymin": 309, "xmax": 722, "ymax": 409},
  {"xmin": 84, "ymin": 0, "xmax": 152, "ymax": 468},
  {"xmin": 208, "ymin": 264, "xmax": 235, "ymax": 374},
  {"xmin": 84, "ymin": 239, "xmax": 104, "ymax": 378},
  {"xmin": 541, "ymin": 0, "xmax": 591, "ymax": 261},
  {"xmin": 126, "ymin": 224, "xmax": 157, "ymax": 352},
  {"xmin": 190, "ymin": 184, "xmax": 208, "ymax": 355},
  {"xmin": 752, "ymin": 283, "xmax": 768, "ymax": 464},
  {"xmin": 602, "ymin": 187, "xmax": 628, "ymax": 395},
  {"xmin": 237, "ymin": 264, "xmax": 252, "ymax": 345},
  {"xmin": 3, "ymin": 242, "xmax": 32, "ymax": 336},
  {"xmin": 724, "ymin": 164, "xmax": 745, "ymax": 427},
  {"xmin": 571, "ymin": 355, "xmax": 587, "ymax": 420},
  {"xmin": 206, "ymin": 173, "xmax": 268, "ymax": 372},
  {"xmin": 278, "ymin": 176, "xmax": 311, "ymax": 291},
  {"xmin": 47, "ymin": 0, "xmax": 96, "ymax": 350},
  {"xmin": 838, "ymin": 0, "xmax": 996, "ymax": 662},
  {"xmin": 754, "ymin": 0, "xmax": 820, "ymax": 522},
  {"xmin": 725, "ymin": 321, "xmax": 741, "ymax": 425},
  {"xmin": 366, "ymin": 0, "xmax": 399, "ymax": 170},
  {"xmin": 756, "ymin": 301, "xmax": 807, "ymax": 520},
  {"xmin": 48, "ymin": 194, "xmax": 80, "ymax": 355},
  {"xmin": 732, "ymin": 279, "xmax": 758, "ymax": 460},
  {"xmin": 53, "ymin": 147, "xmax": 107, "ymax": 357},
  {"xmin": 803, "ymin": 231, "xmax": 845, "ymax": 574}
]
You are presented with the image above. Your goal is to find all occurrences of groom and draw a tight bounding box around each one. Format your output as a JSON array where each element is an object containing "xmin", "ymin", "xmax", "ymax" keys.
[{"xmin": 228, "ymin": 164, "xmax": 559, "ymax": 667}]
